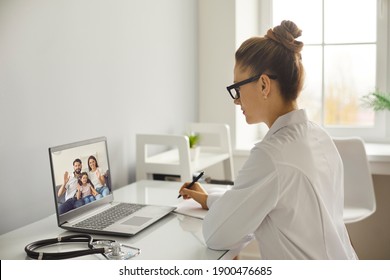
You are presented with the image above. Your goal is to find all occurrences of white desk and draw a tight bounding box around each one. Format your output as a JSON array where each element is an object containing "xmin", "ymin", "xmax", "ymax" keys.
[
  {"xmin": 147, "ymin": 147, "xmax": 234, "ymax": 181},
  {"xmin": 0, "ymin": 180, "xmax": 237, "ymax": 260},
  {"xmin": 365, "ymin": 143, "xmax": 390, "ymax": 175}
]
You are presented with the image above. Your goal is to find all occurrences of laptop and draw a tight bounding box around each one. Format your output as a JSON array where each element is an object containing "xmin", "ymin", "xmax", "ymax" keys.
[{"xmin": 49, "ymin": 136, "xmax": 176, "ymax": 236}]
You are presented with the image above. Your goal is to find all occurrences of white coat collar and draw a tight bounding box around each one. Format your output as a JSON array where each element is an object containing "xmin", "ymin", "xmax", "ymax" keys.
[{"xmin": 263, "ymin": 109, "xmax": 308, "ymax": 141}]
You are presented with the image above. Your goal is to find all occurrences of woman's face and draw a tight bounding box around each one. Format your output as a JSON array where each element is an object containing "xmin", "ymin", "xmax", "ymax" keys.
[
  {"xmin": 89, "ymin": 159, "xmax": 96, "ymax": 170},
  {"xmin": 233, "ymin": 65, "xmax": 267, "ymax": 125}
]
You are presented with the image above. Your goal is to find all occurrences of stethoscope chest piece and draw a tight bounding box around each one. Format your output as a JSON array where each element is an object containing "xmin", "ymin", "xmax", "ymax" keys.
[{"xmin": 92, "ymin": 240, "xmax": 140, "ymax": 260}]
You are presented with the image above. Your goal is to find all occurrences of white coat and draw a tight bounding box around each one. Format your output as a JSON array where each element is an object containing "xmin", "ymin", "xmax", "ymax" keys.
[{"xmin": 203, "ymin": 109, "xmax": 358, "ymax": 259}]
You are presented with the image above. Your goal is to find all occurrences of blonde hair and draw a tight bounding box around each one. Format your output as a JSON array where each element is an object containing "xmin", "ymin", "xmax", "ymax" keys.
[{"xmin": 235, "ymin": 20, "xmax": 305, "ymax": 102}]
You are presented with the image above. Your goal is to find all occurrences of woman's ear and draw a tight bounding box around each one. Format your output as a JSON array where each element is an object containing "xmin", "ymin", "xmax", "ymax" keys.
[{"xmin": 260, "ymin": 75, "xmax": 271, "ymax": 99}]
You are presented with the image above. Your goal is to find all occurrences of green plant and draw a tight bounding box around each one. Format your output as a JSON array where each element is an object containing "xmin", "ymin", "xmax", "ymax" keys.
[
  {"xmin": 361, "ymin": 91, "xmax": 390, "ymax": 111},
  {"xmin": 187, "ymin": 133, "xmax": 200, "ymax": 148}
]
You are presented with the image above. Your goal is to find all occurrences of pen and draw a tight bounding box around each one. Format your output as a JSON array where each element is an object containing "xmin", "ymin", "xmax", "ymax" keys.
[{"xmin": 177, "ymin": 170, "xmax": 204, "ymax": 198}]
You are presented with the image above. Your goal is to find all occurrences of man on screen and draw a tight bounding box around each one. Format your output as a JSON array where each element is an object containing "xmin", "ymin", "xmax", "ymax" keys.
[{"xmin": 57, "ymin": 158, "xmax": 85, "ymax": 214}]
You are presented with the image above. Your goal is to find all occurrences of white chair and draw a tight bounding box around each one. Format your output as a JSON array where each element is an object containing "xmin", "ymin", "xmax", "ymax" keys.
[
  {"xmin": 136, "ymin": 123, "xmax": 234, "ymax": 182},
  {"xmin": 187, "ymin": 122, "xmax": 234, "ymax": 181},
  {"xmin": 136, "ymin": 134, "xmax": 193, "ymax": 181},
  {"xmin": 333, "ymin": 137, "xmax": 376, "ymax": 223}
]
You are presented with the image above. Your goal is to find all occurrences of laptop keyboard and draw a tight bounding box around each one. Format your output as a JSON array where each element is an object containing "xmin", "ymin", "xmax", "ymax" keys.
[{"xmin": 74, "ymin": 203, "xmax": 145, "ymax": 230}]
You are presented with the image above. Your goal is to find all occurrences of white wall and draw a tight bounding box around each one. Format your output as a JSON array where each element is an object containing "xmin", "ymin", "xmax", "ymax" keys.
[
  {"xmin": 0, "ymin": 0, "xmax": 198, "ymax": 235},
  {"xmin": 197, "ymin": 0, "xmax": 258, "ymax": 180},
  {"xmin": 198, "ymin": 0, "xmax": 262, "ymax": 150},
  {"xmin": 198, "ymin": 0, "xmax": 236, "ymax": 139}
]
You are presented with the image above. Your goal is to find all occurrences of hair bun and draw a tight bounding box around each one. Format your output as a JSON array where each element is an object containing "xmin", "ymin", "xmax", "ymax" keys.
[{"xmin": 265, "ymin": 20, "xmax": 303, "ymax": 53}]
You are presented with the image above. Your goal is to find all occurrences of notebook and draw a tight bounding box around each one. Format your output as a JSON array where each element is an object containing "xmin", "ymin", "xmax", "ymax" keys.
[
  {"xmin": 48, "ymin": 136, "xmax": 176, "ymax": 236},
  {"xmin": 174, "ymin": 199, "xmax": 208, "ymax": 220}
]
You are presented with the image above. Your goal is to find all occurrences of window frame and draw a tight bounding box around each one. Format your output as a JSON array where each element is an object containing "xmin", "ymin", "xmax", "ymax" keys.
[
  {"xmin": 318, "ymin": 0, "xmax": 388, "ymax": 141},
  {"xmin": 235, "ymin": 0, "xmax": 389, "ymax": 150}
]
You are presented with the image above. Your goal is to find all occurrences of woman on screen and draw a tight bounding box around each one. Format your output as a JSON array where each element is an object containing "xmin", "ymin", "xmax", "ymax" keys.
[{"xmin": 87, "ymin": 155, "xmax": 109, "ymax": 197}]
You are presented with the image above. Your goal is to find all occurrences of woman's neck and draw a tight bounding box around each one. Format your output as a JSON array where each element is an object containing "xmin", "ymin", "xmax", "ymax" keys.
[{"xmin": 267, "ymin": 101, "xmax": 298, "ymax": 127}]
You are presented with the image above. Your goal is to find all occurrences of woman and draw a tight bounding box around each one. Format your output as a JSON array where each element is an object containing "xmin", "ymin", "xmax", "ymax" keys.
[
  {"xmin": 179, "ymin": 20, "xmax": 357, "ymax": 259},
  {"xmin": 87, "ymin": 155, "xmax": 110, "ymax": 197}
]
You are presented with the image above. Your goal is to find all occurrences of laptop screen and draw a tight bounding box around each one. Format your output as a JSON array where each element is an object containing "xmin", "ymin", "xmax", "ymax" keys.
[{"xmin": 49, "ymin": 137, "xmax": 114, "ymax": 224}]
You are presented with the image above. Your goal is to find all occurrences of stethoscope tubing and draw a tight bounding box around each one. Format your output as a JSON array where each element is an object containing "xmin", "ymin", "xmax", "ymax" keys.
[{"xmin": 24, "ymin": 234, "xmax": 115, "ymax": 260}]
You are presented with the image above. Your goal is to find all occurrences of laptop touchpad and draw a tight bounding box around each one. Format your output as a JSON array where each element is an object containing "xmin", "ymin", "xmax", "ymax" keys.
[{"xmin": 122, "ymin": 216, "xmax": 152, "ymax": 226}]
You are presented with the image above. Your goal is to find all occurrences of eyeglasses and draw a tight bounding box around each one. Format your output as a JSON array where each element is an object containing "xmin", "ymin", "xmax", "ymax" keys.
[{"xmin": 226, "ymin": 73, "xmax": 277, "ymax": 100}]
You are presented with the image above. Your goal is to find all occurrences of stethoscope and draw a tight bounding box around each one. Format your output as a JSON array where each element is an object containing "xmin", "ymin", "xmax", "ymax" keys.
[{"xmin": 24, "ymin": 234, "xmax": 140, "ymax": 260}]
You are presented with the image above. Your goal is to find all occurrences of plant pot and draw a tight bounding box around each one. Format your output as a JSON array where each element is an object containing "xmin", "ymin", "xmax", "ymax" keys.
[{"xmin": 190, "ymin": 146, "xmax": 200, "ymax": 161}]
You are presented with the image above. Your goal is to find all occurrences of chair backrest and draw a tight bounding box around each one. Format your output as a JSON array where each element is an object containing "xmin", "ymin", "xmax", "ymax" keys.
[
  {"xmin": 333, "ymin": 137, "xmax": 376, "ymax": 223},
  {"xmin": 188, "ymin": 123, "xmax": 232, "ymax": 152},
  {"xmin": 188, "ymin": 122, "xmax": 234, "ymax": 180},
  {"xmin": 136, "ymin": 134, "xmax": 193, "ymax": 181}
]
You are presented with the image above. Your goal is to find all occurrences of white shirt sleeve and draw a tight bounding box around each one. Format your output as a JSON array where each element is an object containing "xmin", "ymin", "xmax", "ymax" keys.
[{"xmin": 203, "ymin": 145, "xmax": 280, "ymax": 250}]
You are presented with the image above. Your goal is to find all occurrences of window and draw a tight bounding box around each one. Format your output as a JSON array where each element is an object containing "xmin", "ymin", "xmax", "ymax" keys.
[{"xmin": 235, "ymin": 0, "xmax": 389, "ymax": 150}]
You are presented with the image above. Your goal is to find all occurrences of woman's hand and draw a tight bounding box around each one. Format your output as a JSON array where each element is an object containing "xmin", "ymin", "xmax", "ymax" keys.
[
  {"xmin": 91, "ymin": 187, "xmax": 98, "ymax": 196},
  {"xmin": 179, "ymin": 182, "xmax": 209, "ymax": 210}
]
